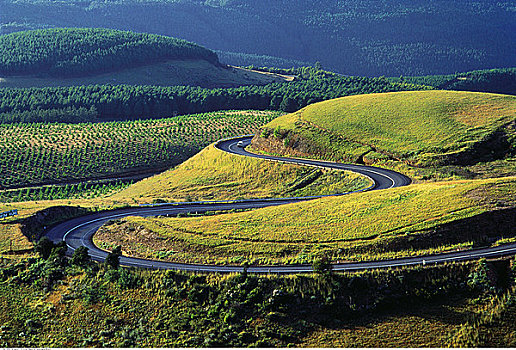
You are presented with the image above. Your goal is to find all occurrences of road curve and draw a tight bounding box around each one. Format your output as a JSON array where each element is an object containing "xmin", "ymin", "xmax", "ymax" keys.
[{"xmin": 43, "ymin": 136, "xmax": 514, "ymax": 273}]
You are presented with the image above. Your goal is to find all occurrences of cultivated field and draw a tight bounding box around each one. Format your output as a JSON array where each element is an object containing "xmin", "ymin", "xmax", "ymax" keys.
[{"xmin": 0, "ymin": 110, "xmax": 280, "ymax": 189}]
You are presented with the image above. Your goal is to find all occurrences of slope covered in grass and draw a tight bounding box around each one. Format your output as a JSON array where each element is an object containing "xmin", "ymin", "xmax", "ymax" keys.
[
  {"xmin": 254, "ymin": 91, "xmax": 516, "ymax": 168},
  {"xmin": 112, "ymin": 143, "xmax": 371, "ymax": 204},
  {"xmin": 97, "ymin": 176, "xmax": 516, "ymax": 265}
]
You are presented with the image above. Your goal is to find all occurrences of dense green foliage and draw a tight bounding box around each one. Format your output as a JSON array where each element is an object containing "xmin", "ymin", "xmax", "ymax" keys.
[
  {"xmin": 1, "ymin": 0, "xmax": 514, "ymax": 76},
  {"xmin": 0, "ymin": 249, "xmax": 508, "ymax": 347},
  {"xmin": 389, "ymin": 68, "xmax": 516, "ymax": 95},
  {"xmin": 0, "ymin": 28, "xmax": 218, "ymax": 77},
  {"xmin": 0, "ymin": 111, "xmax": 277, "ymax": 189},
  {"xmin": 0, "ymin": 68, "xmax": 426, "ymax": 123}
]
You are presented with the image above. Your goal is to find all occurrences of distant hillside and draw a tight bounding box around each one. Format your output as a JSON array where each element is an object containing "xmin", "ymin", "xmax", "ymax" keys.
[
  {"xmin": 0, "ymin": 28, "xmax": 219, "ymax": 77},
  {"xmin": 253, "ymin": 91, "xmax": 516, "ymax": 169},
  {"xmin": 1, "ymin": 0, "xmax": 515, "ymax": 76},
  {"xmin": 0, "ymin": 68, "xmax": 427, "ymax": 123},
  {"xmin": 389, "ymin": 68, "xmax": 516, "ymax": 96}
]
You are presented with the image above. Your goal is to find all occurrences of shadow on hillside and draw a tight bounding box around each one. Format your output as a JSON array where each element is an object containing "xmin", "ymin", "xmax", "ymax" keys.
[{"xmin": 352, "ymin": 207, "xmax": 516, "ymax": 256}]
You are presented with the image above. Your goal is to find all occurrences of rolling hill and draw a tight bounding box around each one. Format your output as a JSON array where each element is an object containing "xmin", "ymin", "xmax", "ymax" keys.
[
  {"xmin": 111, "ymin": 143, "xmax": 371, "ymax": 204},
  {"xmin": 93, "ymin": 90, "xmax": 516, "ymax": 265},
  {"xmin": 0, "ymin": 28, "xmax": 290, "ymax": 88},
  {"xmin": 1, "ymin": 0, "xmax": 515, "ymax": 76},
  {"xmin": 252, "ymin": 90, "xmax": 516, "ymax": 179}
]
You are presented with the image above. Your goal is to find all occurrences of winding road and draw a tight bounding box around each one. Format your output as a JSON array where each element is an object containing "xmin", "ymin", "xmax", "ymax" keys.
[{"xmin": 44, "ymin": 136, "xmax": 516, "ymax": 273}]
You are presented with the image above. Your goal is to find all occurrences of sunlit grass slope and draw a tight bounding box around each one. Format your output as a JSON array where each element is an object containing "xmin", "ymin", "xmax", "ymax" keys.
[
  {"xmin": 96, "ymin": 176, "xmax": 516, "ymax": 265},
  {"xmin": 257, "ymin": 91, "xmax": 515, "ymax": 167},
  {"xmin": 112, "ymin": 144, "xmax": 371, "ymax": 203},
  {"xmin": 0, "ymin": 197, "xmax": 125, "ymax": 259}
]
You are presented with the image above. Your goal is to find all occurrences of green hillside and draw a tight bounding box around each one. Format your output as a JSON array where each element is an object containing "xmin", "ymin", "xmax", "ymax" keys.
[
  {"xmin": 95, "ymin": 176, "xmax": 516, "ymax": 265},
  {"xmin": 0, "ymin": 28, "xmax": 218, "ymax": 77},
  {"xmin": 111, "ymin": 143, "xmax": 371, "ymax": 204},
  {"xmin": 254, "ymin": 91, "xmax": 516, "ymax": 171}
]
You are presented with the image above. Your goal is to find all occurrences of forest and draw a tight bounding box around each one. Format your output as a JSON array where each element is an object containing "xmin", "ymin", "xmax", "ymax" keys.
[
  {"xmin": 388, "ymin": 68, "xmax": 516, "ymax": 95},
  {"xmin": 0, "ymin": 68, "xmax": 427, "ymax": 123},
  {"xmin": 1, "ymin": 66, "xmax": 514, "ymax": 125},
  {"xmin": 0, "ymin": 28, "xmax": 219, "ymax": 77},
  {"xmin": 1, "ymin": 0, "xmax": 514, "ymax": 76}
]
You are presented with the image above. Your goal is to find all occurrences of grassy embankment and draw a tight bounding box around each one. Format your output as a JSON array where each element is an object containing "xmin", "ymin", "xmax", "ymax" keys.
[
  {"xmin": 112, "ymin": 144, "xmax": 371, "ymax": 204},
  {"xmin": 96, "ymin": 176, "xmax": 516, "ymax": 265},
  {"xmin": 95, "ymin": 90, "xmax": 516, "ymax": 265},
  {"xmin": 252, "ymin": 90, "xmax": 516, "ymax": 181}
]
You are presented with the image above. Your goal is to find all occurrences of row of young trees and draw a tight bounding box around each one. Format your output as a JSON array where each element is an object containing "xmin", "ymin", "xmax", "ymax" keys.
[
  {"xmin": 0, "ymin": 67, "xmax": 427, "ymax": 123},
  {"xmin": 0, "ymin": 28, "xmax": 219, "ymax": 77},
  {"xmin": 0, "ymin": 180, "xmax": 133, "ymax": 202},
  {"xmin": 0, "ymin": 111, "xmax": 277, "ymax": 188}
]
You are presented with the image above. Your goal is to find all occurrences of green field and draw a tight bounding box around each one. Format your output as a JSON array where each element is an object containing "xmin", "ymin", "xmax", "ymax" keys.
[
  {"xmin": 254, "ymin": 90, "xmax": 515, "ymax": 178},
  {"xmin": 0, "ymin": 60, "xmax": 291, "ymax": 89},
  {"xmin": 0, "ymin": 110, "xmax": 279, "ymax": 189}
]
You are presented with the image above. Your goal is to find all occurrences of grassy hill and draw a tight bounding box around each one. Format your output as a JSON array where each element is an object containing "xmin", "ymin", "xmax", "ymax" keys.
[
  {"xmin": 252, "ymin": 90, "xmax": 516, "ymax": 179},
  {"xmin": 111, "ymin": 143, "xmax": 371, "ymax": 204},
  {"xmin": 96, "ymin": 176, "xmax": 516, "ymax": 265},
  {"xmin": 93, "ymin": 90, "xmax": 516, "ymax": 265}
]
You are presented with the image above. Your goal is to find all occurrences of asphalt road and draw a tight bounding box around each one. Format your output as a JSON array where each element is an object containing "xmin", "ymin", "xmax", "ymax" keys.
[{"xmin": 43, "ymin": 136, "xmax": 515, "ymax": 273}]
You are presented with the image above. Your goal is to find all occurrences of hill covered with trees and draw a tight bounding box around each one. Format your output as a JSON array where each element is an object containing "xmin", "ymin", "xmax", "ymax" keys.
[
  {"xmin": 0, "ymin": 68, "xmax": 427, "ymax": 123},
  {"xmin": 1, "ymin": 0, "xmax": 514, "ymax": 76},
  {"xmin": 0, "ymin": 28, "xmax": 219, "ymax": 77}
]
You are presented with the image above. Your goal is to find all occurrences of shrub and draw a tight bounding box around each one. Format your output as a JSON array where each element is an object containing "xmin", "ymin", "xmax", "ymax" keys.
[
  {"xmin": 70, "ymin": 246, "xmax": 91, "ymax": 267},
  {"xmin": 34, "ymin": 237, "xmax": 54, "ymax": 259},
  {"xmin": 105, "ymin": 246, "xmax": 122, "ymax": 270},
  {"xmin": 312, "ymin": 256, "xmax": 333, "ymax": 275}
]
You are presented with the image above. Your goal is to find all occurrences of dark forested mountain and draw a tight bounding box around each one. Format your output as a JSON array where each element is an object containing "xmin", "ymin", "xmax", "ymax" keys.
[
  {"xmin": 1, "ymin": 0, "xmax": 514, "ymax": 76},
  {"xmin": 0, "ymin": 28, "xmax": 218, "ymax": 77}
]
